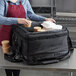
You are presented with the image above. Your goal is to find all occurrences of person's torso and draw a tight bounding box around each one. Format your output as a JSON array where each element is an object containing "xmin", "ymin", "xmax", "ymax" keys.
[{"xmin": 4, "ymin": 0, "xmax": 28, "ymax": 18}]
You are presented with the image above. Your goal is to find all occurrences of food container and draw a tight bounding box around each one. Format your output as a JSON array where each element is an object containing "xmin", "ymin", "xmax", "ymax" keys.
[
  {"xmin": 2, "ymin": 46, "xmax": 10, "ymax": 54},
  {"xmin": 34, "ymin": 26, "xmax": 41, "ymax": 32},
  {"xmin": 1, "ymin": 40, "xmax": 10, "ymax": 48},
  {"xmin": 1, "ymin": 40, "xmax": 10, "ymax": 54}
]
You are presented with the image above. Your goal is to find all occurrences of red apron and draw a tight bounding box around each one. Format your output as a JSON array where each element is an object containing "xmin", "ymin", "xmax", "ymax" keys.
[{"xmin": 0, "ymin": 1, "xmax": 26, "ymax": 45}]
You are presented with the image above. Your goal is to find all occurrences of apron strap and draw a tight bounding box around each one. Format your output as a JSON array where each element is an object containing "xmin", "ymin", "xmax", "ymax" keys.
[
  {"xmin": 20, "ymin": 1, "xmax": 22, "ymax": 5},
  {"xmin": 8, "ymin": 1, "xmax": 10, "ymax": 5}
]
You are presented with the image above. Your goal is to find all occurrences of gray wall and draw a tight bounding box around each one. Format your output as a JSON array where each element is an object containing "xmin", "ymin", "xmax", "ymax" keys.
[
  {"xmin": 56, "ymin": 0, "xmax": 76, "ymax": 13},
  {"xmin": 29, "ymin": 0, "xmax": 51, "ymax": 7},
  {"xmin": 30, "ymin": 0, "xmax": 76, "ymax": 13}
]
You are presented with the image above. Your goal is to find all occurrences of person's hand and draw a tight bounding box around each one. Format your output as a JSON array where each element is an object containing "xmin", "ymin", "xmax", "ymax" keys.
[
  {"xmin": 45, "ymin": 18, "xmax": 56, "ymax": 23},
  {"xmin": 18, "ymin": 18, "xmax": 32, "ymax": 27},
  {"xmin": 25, "ymin": 20, "xmax": 32, "ymax": 27}
]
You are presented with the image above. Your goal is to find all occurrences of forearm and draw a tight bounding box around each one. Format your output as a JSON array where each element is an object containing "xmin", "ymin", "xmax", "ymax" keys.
[
  {"xmin": 28, "ymin": 13, "xmax": 46, "ymax": 21},
  {"xmin": 0, "ymin": 15, "xmax": 18, "ymax": 25}
]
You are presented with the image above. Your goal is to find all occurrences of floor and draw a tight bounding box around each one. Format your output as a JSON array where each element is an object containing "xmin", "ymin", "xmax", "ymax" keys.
[{"xmin": 0, "ymin": 69, "xmax": 76, "ymax": 76}]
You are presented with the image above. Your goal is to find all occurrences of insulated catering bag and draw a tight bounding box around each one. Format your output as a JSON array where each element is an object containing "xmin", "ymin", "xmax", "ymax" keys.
[{"xmin": 10, "ymin": 25, "xmax": 73, "ymax": 65}]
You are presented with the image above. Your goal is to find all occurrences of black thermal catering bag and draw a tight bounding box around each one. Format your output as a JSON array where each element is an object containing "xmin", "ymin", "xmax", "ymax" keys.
[{"xmin": 10, "ymin": 25, "xmax": 73, "ymax": 65}]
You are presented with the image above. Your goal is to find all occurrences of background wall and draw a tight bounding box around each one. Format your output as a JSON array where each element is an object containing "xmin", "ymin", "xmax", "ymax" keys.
[
  {"xmin": 29, "ymin": 0, "xmax": 76, "ymax": 13},
  {"xmin": 56, "ymin": 0, "xmax": 76, "ymax": 13}
]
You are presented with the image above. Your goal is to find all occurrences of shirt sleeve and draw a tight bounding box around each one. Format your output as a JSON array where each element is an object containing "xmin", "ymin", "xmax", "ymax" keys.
[
  {"xmin": 26, "ymin": 0, "xmax": 46, "ymax": 21},
  {"xmin": 0, "ymin": 0, "xmax": 18, "ymax": 25}
]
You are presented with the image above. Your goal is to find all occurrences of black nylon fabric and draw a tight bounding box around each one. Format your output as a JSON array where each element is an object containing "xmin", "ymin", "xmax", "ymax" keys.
[{"xmin": 9, "ymin": 24, "xmax": 73, "ymax": 65}]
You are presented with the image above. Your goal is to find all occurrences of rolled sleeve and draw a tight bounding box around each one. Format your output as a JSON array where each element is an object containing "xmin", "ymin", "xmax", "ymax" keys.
[
  {"xmin": 0, "ymin": 16, "xmax": 18, "ymax": 25},
  {"xmin": 26, "ymin": 0, "xmax": 46, "ymax": 21},
  {"xmin": 28, "ymin": 13, "xmax": 46, "ymax": 21}
]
